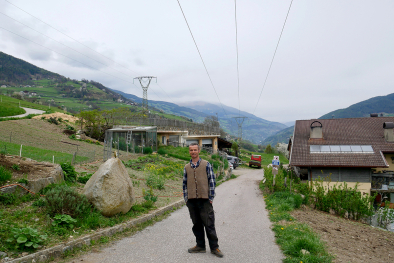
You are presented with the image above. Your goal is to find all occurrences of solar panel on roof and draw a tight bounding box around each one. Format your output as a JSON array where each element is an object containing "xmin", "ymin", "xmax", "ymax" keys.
[
  {"xmin": 351, "ymin": 145, "xmax": 362, "ymax": 152},
  {"xmin": 310, "ymin": 145, "xmax": 321, "ymax": 152},
  {"xmin": 320, "ymin": 145, "xmax": 331, "ymax": 152},
  {"xmin": 330, "ymin": 145, "xmax": 341, "ymax": 152},
  {"xmin": 361, "ymin": 145, "xmax": 374, "ymax": 153},
  {"xmin": 340, "ymin": 145, "xmax": 352, "ymax": 152}
]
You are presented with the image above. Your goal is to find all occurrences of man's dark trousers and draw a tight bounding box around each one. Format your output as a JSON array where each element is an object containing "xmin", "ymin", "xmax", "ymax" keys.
[{"xmin": 186, "ymin": 199, "xmax": 219, "ymax": 250}]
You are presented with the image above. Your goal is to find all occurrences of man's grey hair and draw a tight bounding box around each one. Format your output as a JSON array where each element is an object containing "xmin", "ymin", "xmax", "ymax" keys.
[{"xmin": 188, "ymin": 142, "xmax": 200, "ymax": 150}]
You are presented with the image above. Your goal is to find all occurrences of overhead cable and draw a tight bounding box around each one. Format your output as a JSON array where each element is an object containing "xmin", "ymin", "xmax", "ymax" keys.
[
  {"xmin": 234, "ymin": 0, "xmax": 241, "ymax": 117},
  {"xmin": 4, "ymin": 0, "xmax": 138, "ymax": 75},
  {"xmin": 176, "ymin": 0, "xmax": 228, "ymax": 118},
  {"xmin": 252, "ymin": 0, "xmax": 294, "ymax": 116}
]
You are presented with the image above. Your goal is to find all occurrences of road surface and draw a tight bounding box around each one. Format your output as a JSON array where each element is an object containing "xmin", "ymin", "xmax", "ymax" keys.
[
  {"xmin": 0, "ymin": 107, "xmax": 45, "ymax": 118},
  {"xmin": 70, "ymin": 168, "xmax": 284, "ymax": 263}
]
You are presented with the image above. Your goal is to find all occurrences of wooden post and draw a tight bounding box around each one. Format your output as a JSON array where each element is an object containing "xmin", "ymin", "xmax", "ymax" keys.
[
  {"xmin": 53, "ymin": 155, "xmax": 54, "ymax": 164},
  {"xmin": 19, "ymin": 144, "xmax": 22, "ymax": 157}
]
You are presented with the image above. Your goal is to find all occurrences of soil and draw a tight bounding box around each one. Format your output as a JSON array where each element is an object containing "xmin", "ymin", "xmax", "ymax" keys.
[
  {"xmin": 0, "ymin": 154, "xmax": 59, "ymax": 181},
  {"xmin": 291, "ymin": 206, "xmax": 394, "ymax": 262},
  {"xmin": 32, "ymin": 112, "xmax": 79, "ymax": 123}
]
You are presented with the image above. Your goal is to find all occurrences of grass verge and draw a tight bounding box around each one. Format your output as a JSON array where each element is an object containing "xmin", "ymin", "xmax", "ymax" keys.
[
  {"xmin": 260, "ymin": 182, "xmax": 334, "ymax": 263},
  {"xmin": 0, "ymin": 140, "xmax": 88, "ymax": 164}
]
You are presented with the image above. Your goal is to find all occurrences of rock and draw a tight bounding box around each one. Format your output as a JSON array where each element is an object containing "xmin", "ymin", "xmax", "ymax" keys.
[
  {"xmin": 2, "ymin": 257, "xmax": 11, "ymax": 262},
  {"xmin": 21, "ymin": 252, "xmax": 28, "ymax": 256},
  {"xmin": 38, "ymin": 255, "xmax": 47, "ymax": 262},
  {"xmin": 83, "ymin": 158, "xmax": 134, "ymax": 217},
  {"xmin": 0, "ymin": 252, "xmax": 7, "ymax": 258},
  {"xmin": 301, "ymin": 249, "xmax": 310, "ymax": 255}
]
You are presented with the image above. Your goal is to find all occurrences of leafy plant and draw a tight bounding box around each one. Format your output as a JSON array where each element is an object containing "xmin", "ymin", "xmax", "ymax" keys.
[
  {"xmin": 146, "ymin": 174, "xmax": 165, "ymax": 190},
  {"xmin": 47, "ymin": 117, "xmax": 59, "ymax": 125},
  {"xmin": 6, "ymin": 227, "xmax": 47, "ymax": 249},
  {"xmin": 61, "ymin": 162, "xmax": 77, "ymax": 182},
  {"xmin": 17, "ymin": 178, "xmax": 28, "ymax": 185},
  {"xmin": 52, "ymin": 214, "xmax": 77, "ymax": 229},
  {"xmin": 0, "ymin": 165, "xmax": 12, "ymax": 183},
  {"xmin": 65, "ymin": 124, "xmax": 75, "ymax": 131},
  {"xmin": 68, "ymin": 134, "xmax": 76, "ymax": 140},
  {"xmin": 77, "ymin": 173, "xmax": 93, "ymax": 184},
  {"xmin": 143, "ymin": 187, "xmax": 158, "ymax": 203},
  {"xmin": 11, "ymin": 164, "xmax": 20, "ymax": 171},
  {"xmin": 45, "ymin": 184, "xmax": 92, "ymax": 218},
  {"xmin": 376, "ymin": 204, "xmax": 394, "ymax": 229},
  {"xmin": 157, "ymin": 148, "xmax": 167, "ymax": 155}
]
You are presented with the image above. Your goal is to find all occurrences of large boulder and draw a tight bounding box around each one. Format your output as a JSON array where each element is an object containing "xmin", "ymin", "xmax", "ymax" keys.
[{"xmin": 83, "ymin": 158, "xmax": 134, "ymax": 217}]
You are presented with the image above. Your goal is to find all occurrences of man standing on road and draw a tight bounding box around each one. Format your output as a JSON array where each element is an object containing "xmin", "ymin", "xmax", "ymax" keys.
[{"xmin": 183, "ymin": 143, "xmax": 223, "ymax": 258}]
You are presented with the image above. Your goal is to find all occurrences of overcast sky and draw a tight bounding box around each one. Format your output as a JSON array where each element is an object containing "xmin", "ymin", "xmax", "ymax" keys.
[{"xmin": 1, "ymin": 0, "xmax": 394, "ymax": 123}]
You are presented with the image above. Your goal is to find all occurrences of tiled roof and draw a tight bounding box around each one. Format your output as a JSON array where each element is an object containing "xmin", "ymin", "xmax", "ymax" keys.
[{"xmin": 290, "ymin": 117, "xmax": 394, "ymax": 167}]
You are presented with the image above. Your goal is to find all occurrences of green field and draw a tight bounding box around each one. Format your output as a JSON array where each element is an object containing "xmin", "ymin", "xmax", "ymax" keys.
[
  {"xmin": 0, "ymin": 102, "xmax": 25, "ymax": 117},
  {"xmin": 0, "ymin": 95, "xmax": 63, "ymax": 113},
  {"xmin": 0, "ymin": 141, "xmax": 88, "ymax": 164}
]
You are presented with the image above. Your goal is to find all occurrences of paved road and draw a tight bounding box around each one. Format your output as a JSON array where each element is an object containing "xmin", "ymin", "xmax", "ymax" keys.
[
  {"xmin": 71, "ymin": 168, "xmax": 284, "ymax": 263},
  {"xmin": 0, "ymin": 107, "xmax": 45, "ymax": 118}
]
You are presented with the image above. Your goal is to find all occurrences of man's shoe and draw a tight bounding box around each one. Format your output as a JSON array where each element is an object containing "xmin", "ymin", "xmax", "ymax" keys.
[
  {"xmin": 188, "ymin": 246, "xmax": 206, "ymax": 253},
  {"xmin": 211, "ymin": 248, "xmax": 224, "ymax": 258}
]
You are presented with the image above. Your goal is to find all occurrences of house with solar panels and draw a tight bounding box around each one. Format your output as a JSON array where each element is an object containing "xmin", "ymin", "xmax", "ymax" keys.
[{"xmin": 288, "ymin": 116, "xmax": 394, "ymax": 196}]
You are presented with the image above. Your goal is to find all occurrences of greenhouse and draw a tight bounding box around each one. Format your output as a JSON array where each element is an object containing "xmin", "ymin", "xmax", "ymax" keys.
[{"xmin": 103, "ymin": 126, "xmax": 157, "ymax": 161}]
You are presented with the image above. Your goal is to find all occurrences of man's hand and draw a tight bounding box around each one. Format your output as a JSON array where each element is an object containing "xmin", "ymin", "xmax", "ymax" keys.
[{"xmin": 210, "ymin": 200, "xmax": 212, "ymax": 204}]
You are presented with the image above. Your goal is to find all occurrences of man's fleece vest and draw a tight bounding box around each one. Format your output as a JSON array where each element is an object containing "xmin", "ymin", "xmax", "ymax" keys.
[{"xmin": 186, "ymin": 160, "xmax": 209, "ymax": 199}]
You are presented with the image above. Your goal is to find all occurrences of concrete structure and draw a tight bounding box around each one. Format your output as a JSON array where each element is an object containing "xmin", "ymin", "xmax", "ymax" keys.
[{"xmin": 157, "ymin": 131, "xmax": 219, "ymax": 152}]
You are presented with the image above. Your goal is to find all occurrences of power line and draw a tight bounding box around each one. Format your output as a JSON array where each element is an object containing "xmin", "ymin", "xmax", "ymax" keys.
[
  {"xmin": 234, "ymin": 0, "xmax": 241, "ymax": 117},
  {"xmin": 0, "ymin": 11, "xmax": 135, "ymax": 81},
  {"xmin": 176, "ymin": 0, "xmax": 228, "ymax": 118},
  {"xmin": 4, "ymin": 0, "xmax": 139, "ymax": 76},
  {"xmin": 252, "ymin": 0, "xmax": 294, "ymax": 116},
  {"xmin": 0, "ymin": 26, "xmax": 141, "ymax": 91}
]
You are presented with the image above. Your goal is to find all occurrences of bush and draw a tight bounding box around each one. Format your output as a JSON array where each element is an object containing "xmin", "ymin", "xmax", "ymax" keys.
[
  {"xmin": 0, "ymin": 192, "xmax": 16, "ymax": 205},
  {"xmin": 32, "ymin": 197, "xmax": 46, "ymax": 207},
  {"xmin": 146, "ymin": 174, "xmax": 165, "ymax": 190},
  {"xmin": 0, "ymin": 165, "xmax": 12, "ymax": 183},
  {"xmin": 157, "ymin": 148, "xmax": 167, "ymax": 155},
  {"xmin": 143, "ymin": 187, "xmax": 158, "ymax": 203},
  {"xmin": 12, "ymin": 164, "xmax": 20, "ymax": 171},
  {"xmin": 61, "ymin": 162, "xmax": 77, "ymax": 182},
  {"xmin": 77, "ymin": 173, "xmax": 93, "ymax": 184},
  {"xmin": 44, "ymin": 185, "xmax": 92, "ymax": 218},
  {"xmin": 143, "ymin": 147, "xmax": 153, "ymax": 154}
]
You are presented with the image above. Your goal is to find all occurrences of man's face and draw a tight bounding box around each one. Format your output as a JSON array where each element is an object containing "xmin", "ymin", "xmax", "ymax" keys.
[{"xmin": 189, "ymin": 145, "xmax": 200, "ymax": 159}]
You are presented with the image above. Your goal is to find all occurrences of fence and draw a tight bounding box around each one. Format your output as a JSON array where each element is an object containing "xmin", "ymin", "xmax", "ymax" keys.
[{"xmin": 124, "ymin": 118, "xmax": 220, "ymax": 136}]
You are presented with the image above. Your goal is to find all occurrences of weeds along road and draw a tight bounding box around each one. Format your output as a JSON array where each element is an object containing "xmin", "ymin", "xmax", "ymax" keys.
[{"xmin": 71, "ymin": 168, "xmax": 284, "ymax": 263}]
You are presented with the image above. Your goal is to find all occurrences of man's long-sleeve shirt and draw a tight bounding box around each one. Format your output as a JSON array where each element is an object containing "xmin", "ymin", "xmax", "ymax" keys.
[{"xmin": 182, "ymin": 158, "xmax": 216, "ymax": 203}]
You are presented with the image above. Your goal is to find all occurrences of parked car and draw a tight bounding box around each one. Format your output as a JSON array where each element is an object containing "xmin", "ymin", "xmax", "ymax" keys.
[
  {"xmin": 228, "ymin": 161, "xmax": 233, "ymax": 170},
  {"xmin": 249, "ymin": 155, "xmax": 262, "ymax": 168},
  {"xmin": 227, "ymin": 155, "xmax": 239, "ymax": 169}
]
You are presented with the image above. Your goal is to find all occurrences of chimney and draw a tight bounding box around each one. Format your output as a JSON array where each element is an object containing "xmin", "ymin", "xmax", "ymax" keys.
[
  {"xmin": 310, "ymin": 121, "xmax": 323, "ymax": 139},
  {"xmin": 370, "ymin": 113, "xmax": 378, "ymax": 117},
  {"xmin": 383, "ymin": 122, "xmax": 394, "ymax": 142}
]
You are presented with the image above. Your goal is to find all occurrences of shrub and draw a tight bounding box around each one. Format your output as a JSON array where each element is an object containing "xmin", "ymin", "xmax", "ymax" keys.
[
  {"xmin": 17, "ymin": 178, "xmax": 29, "ymax": 185},
  {"xmin": 61, "ymin": 162, "xmax": 77, "ymax": 182},
  {"xmin": 0, "ymin": 193, "xmax": 16, "ymax": 205},
  {"xmin": 146, "ymin": 174, "xmax": 165, "ymax": 190},
  {"xmin": 77, "ymin": 173, "xmax": 93, "ymax": 184},
  {"xmin": 12, "ymin": 164, "xmax": 20, "ymax": 171},
  {"xmin": 65, "ymin": 124, "xmax": 75, "ymax": 131},
  {"xmin": 44, "ymin": 185, "xmax": 92, "ymax": 218},
  {"xmin": 47, "ymin": 117, "xmax": 59, "ymax": 125},
  {"xmin": 143, "ymin": 187, "xmax": 158, "ymax": 203},
  {"xmin": 0, "ymin": 165, "xmax": 12, "ymax": 183},
  {"xmin": 68, "ymin": 134, "xmax": 76, "ymax": 140},
  {"xmin": 157, "ymin": 148, "xmax": 167, "ymax": 155},
  {"xmin": 143, "ymin": 147, "xmax": 153, "ymax": 154},
  {"xmin": 6, "ymin": 227, "xmax": 47, "ymax": 250},
  {"xmin": 32, "ymin": 197, "xmax": 46, "ymax": 207}
]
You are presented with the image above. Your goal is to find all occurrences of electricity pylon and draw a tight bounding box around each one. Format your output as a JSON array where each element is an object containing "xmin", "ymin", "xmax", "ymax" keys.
[
  {"xmin": 133, "ymin": 76, "xmax": 157, "ymax": 116},
  {"xmin": 232, "ymin": 116, "xmax": 247, "ymax": 142}
]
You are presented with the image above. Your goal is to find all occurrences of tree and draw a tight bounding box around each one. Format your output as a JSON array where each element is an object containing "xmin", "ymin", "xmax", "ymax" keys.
[
  {"xmin": 231, "ymin": 141, "xmax": 239, "ymax": 157},
  {"xmin": 265, "ymin": 144, "xmax": 273, "ymax": 154}
]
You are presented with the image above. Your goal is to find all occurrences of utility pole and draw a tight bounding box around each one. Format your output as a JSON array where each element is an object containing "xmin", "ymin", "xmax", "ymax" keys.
[
  {"xmin": 232, "ymin": 116, "xmax": 247, "ymax": 142},
  {"xmin": 133, "ymin": 76, "xmax": 157, "ymax": 116}
]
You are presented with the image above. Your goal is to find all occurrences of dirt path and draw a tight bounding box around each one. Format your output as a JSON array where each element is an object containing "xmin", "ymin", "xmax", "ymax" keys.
[
  {"xmin": 68, "ymin": 168, "xmax": 284, "ymax": 263},
  {"xmin": 291, "ymin": 206, "xmax": 394, "ymax": 262},
  {"xmin": 0, "ymin": 107, "xmax": 45, "ymax": 118}
]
